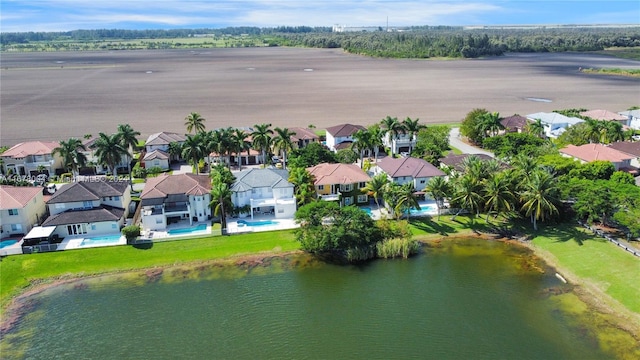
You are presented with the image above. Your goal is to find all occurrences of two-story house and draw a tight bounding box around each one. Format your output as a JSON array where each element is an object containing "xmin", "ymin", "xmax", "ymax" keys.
[
  {"xmin": 608, "ymin": 141, "xmax": 640, "ymax": 169},
  {"xmin": 580, "ymin": 109, "xmax": 629, "ymax": 127},
  {"xmin": 1, "ymin": 141, "xmax": 63, "ymax": 178},
  {"xmin": 80, "ymin": 136, "xmax": 131, "ymax": 175},
  {"xmin": 618, "ymin": 109, "xmax": 640, "ymax": 130},
  {"xmin": 375, "ymin": 157, "xmax": 445, "ymax": 192},
  {"xmin": 140, "ymin": 173, "xmax": 211, "ymax": 231},
  {"xmin": 526, "ymin": 112, "xmax": 584, "ymax": 138},
  {"xmin": 41, "ymin": 180, "xmax": 131, "ymax": 239},
  {"xmin": 325, "ymin": 124, "xmax": 366, "ymax": 152},
  {"xmin": 307, "ymin": 163, "xmax": 371, "ymax": 206},
  {"xmin": 560, "ymin": 144, "xmax": 636, "ymax": 172},
  {"xmin": 142, "ymin": 132, "xmax": 186, "ymax": 169},
  {"xmin": 289, "ymin": 127, "xmax": 320, "ymax": 149},
  {"xmin": 230, "ymin": 168, "xmax": 296, "ymax": 219},
  {"xmin": 0, "ymin": 185, "xmax": 47, "ymax": 239}
]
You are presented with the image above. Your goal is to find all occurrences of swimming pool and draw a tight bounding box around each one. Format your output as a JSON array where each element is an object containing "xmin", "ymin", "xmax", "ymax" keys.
[
  {"xmin": 168, "ymin": 223, "xmax": 207, "ymax": 235},
  {"xmin": 79, "ymin": 235, "xmax": 123, "ymax": 247},
  {"xmin": 408, "ymin": 206, "xmax": 437, "ymax": 216},
  {"xmin": 0, "ymin": 239, "xmax": 18, "ymax": 249},
  {"xmin": 237, "ymin": 220, "xmax": 280, "ymax": 227}
]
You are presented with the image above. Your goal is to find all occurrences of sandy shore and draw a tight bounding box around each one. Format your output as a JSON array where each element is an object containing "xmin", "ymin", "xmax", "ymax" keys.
[{"xmin": 2, "ymin": 48, "xmax": 639, "ymax": 146}]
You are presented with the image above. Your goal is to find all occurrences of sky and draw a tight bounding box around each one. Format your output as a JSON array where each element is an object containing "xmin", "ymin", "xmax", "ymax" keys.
[{"xmin": 1, "ymin": 0, "xmax": 639, "ymax": 33}]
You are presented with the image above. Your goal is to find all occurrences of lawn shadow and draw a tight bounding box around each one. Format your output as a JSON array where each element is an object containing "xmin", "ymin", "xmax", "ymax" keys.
[
  {"xmin": 529, "ymin": 222, "xmax": 602, "ymax": 246},
  {"xmin": 410, "ymin": 216, "xmax": 456, "ymax": 236},
  {"xmin": 132, "ymin": 240, "xmax": 154, "ymax": 250}
]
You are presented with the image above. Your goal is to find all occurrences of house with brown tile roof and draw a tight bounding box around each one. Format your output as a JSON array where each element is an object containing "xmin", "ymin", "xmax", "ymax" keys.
[
  {"xmin": 0, "ymin": 185, "xmax": 46, "ymax": 239},
  {"xmin": 438, "ymin": 153, "xmax": 497, "ymax": 173},
  {"xmin": 560, "ymin": 144, "xmax": 636, "ymax": 171},
  {"xmin": 608, "ymin": 141, "xmax": 640, "ymax": 168},
  {"xmin": 140, "ymin": 173, "xmax": 211, "ymax": 231},
  {"xmin": 289, "ymin": 127, "xmax": 320, "ymax": 148},
  {"xmin": 1, "ymin": 141, "xmax": 63, "ymax": 177},
  {"xmin": 307, "ymin": 163, "xmax": 371, "ymax": 206},
  {"xmin": 41, "ymin": 180, "xmax": 132, "ymax": 240},
  {"xmin": 144, "ymin": 132, "xmax": 186, "ymax": 163},
  {"xmin": 375, "ymin": 157, "xmax": 446, "ymax": 192},
  {"xmin": 500, "ymin": 115, "xmax": 529, "ymax": 133},
  {"xmin": 325, "ymin": 124, "xmax": 366, "ymax": 152}
]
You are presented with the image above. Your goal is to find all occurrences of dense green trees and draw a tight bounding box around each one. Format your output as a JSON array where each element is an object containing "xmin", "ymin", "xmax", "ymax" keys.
[
  {"xmin": 93, "ymin": 133, "xmax": 128, "ymax": 177},
  {"xmin": 53, "ymin": 138, "xmax": 87, "ymax": 177},
  {"xmin": 287, "ymin": 142, "xmax": 336, "ymax": 168}
]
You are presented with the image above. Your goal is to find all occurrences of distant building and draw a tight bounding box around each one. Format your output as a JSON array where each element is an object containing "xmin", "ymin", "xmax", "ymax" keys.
[
  {"xmin": 1, "ymin": 141, "xmax": 63, "ymax": 177},
  {"xmin": 333, "ymin": 25, "xmax": 383, "ymax": 33},
  {"xmin": 526, "ymin": 112, "xmax": 584, "ymax": 138},
  {"xmin": 324, "ymin": 123, "xmax": 366, "ymax": 152}
]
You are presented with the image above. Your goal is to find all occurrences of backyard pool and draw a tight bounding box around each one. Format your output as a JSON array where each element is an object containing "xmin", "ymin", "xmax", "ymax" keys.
[
  {"xmin": 0, "ymin": 239, "xmax": 18, "ymax": 249},
  {"xmin": 408, "ymin": 205, "xmax": 438, "ymax": 216},
  {"xmin": 79, "ymin": 235, "xmax": 124, "ymax": 247},
  {"xmin": 237, "ymin": 220, "xmax": 280, "ymax": 227},
  {"xmin": 168, "ymin": 224, "xmax": 208, "ymax": 235}
]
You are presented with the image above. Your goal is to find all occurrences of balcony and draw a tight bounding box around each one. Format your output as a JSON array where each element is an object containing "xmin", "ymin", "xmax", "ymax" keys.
[{"xmin": 164, "ymin": 202, "xmax": 189, "ymax": 215}]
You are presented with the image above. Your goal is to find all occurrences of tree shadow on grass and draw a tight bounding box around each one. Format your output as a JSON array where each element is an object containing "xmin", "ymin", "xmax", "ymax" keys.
[
  {"xmin": 132, "ymin": 240, "xmax": 154, "ymax": 250},
  {"xmin": 522, "ymin": 221, "xmax": 603, "ymax": 246},
  {"xmin": 410, "ymin": 217, "xmax": 456, "ymax": 236}
]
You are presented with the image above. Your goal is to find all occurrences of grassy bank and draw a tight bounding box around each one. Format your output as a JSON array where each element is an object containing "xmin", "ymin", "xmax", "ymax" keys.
[
  {"xmin": 0, "ymin": 230, "xmax": 299, "ymax": 310},
  {"xmin": 580, "ymin": 67, "xmax": 640, "ymax": 77}
]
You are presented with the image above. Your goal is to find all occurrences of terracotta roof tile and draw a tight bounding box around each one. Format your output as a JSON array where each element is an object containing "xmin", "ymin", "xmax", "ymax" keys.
[
  {"xmin": 560, "ymin": 144, "xmax": 635, "ymax": 163},
  {"xmin": 0, "ymin": 185, "xmax": 42, "ymax": 209},
  {"xmin": 141, "ymin": 173, "xmax": 211, "ymax": 199},
  {"xmin": 307, "ymin": 163, "xmax": 370, "ymax": 185},
  {"xmin": 2, "ymin": 141, "xmax": 59, "ymax": 158},
  {"xmin": 378, "ymin": 157, "xmax": 445, "ymax": 178},
  {"xmin": 325, "ymin": 124, "xmax": 366, "ymax": 138}
]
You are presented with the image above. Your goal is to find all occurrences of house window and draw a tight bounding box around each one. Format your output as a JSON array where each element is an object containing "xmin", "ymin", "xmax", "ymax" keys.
[
  {"xmin": 154, "ymin": 160, "xmax": 160, "ymax": 166},
  {"xmin": 156, "ymin": 218, "xmax": 163, "ymax": 224},
  {"xmin": 113, "ymin": 196, "xmax": 119, "ymax": 201},
  {"xmin": 359, "ymin": 182, "xmax": 366, "ymax": 188},
  {"xmin": 91, "ymin": 224, "xmax": 97, "ymax": 230},
  {"xmin": 344, "ymin": 196, "xmax": 353, "ymax": 206},
  {"xmin": 83, "ymin": 201, "xmax": 92, "ymax": 209},
  {"xmin": 67, "ymin": 224, "xmax": 88, "ymax": 235},
  {"xmin": 318, "ymin": 185, "xmax": 324, "ymax": 191},
  {"xmin": 357, "ymin": 195, "xmax": 368, "ymax": 203},
  {"xmin": 10, "ymin": 224, "xmax": 22, "ymax": 232},
  {"xmin": 420, "ymin": 180, "xmax": 425, "ymax": 184},
  {"xmin": 8, "ymin": 209, "xmax": 18, "ymax": 216},
  {"xmin": 340, "ymin": 184, "xmax": 353, "ymax": 192}
]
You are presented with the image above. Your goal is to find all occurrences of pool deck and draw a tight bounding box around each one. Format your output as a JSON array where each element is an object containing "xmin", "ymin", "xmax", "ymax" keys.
[
  {"xmin": 141, "ymin": 222, "xmax": 212, "ymax": 241},
  {"xmin": 227, "ymin": 214, "xmax": 298, "ymax": 234},
  {"xmin": 0, "ymin": 238, "xmax": 24, "ymax": 256},
  {"xmin": 58, "ymin": 234, "xmax": 127, "ymax": 250}
]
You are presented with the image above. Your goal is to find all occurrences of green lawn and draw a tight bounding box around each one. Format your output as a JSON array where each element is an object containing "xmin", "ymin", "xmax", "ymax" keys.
[
  {"xmin": 0, "ymin": 230, "xmax": 299, "ymax": 310},
  {"xmin": 530, "ymin": 225, "xmax": 640, "ymax": 314}
]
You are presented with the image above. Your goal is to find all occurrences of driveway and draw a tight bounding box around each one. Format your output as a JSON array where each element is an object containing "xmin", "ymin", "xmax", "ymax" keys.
[{"xmin": 448, "ymin": 128, "xmax": 495, "ymax": 158}]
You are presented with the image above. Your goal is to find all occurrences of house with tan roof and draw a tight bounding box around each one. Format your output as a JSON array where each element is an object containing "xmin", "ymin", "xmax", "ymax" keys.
[
  {"xmin": 325, "ymin": 124, "xmax": 366, "ymax": 152},
  {"xmin": 307, "ymin": 163, "xmax": 371, "ymax": 206},
  {"xmin": 230, "ymin": 168, "xmax": 296, "ymax": 219},
  {"xmin": 375, "ymin": 157, "xmax": 446, "ymax": 192},
  {"xmin": 143, "ymin": 132, "xmax": 186, "ymax": 164},
  {"xmin": 142, "ymin": 150, "xmax": 171, "ymax": 171},
  {"xmin": 1, "ymin": 141, "xmax": 63, "ymax": 177},
  {"xmin": 0, "ymin": 185, "xmax": 46, "ymax": 239},
  {"xmin": 580, "ymin": 109, "xmax": 629, "ymax": 126},
  {"xmin": 140, "ymin": 173, "xmax": 211, "ymax": 231},
  {"xmin": 289, "ymin": 127, "xmax": 320, "ymax": 148},
  {"xmin": 41, "ymin": 180, "xmax": 131, "ymax": 240},
  {"xmin": 559, "ymin": 144, "xmax": 636, "ymax": 171}
]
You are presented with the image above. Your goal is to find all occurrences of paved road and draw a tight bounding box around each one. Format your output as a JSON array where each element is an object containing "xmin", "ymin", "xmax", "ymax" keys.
[{"xmin": 448, "ymin": 128, "xmax": 495, "ymax": 158}]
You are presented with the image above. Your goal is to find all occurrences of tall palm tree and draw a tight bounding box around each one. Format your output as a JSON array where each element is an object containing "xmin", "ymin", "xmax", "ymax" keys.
[
  {"xmin": 361, "ymin": 173, "xmax": 389, "ymax": 211},
  {"xmin": 116, "ymin": 124, "xmax": 140, "ymax": 190},
  {"xmin": 93, "ymin": 133, "xmax": 128, "ymax": 177},
  {"xmin": 368, "ymin": 124, "xmax": 385, "ymax": 164},
  {"xmin": 53, "ymin": 138, "xmax": 87, "ymax": 177},
  {"xmin": 219, "ymin": 127, "xmax": 236, "ymax": 167},
  {"xmin": 181, "ymin": 134, "xmax": 205, "ymax": 174},
  {"xmin": 380, "ymin": 116, "xmax": 405, "ymax": 157},
  {"xmin": 520, "ymin": 170, "xmax": 560, "ymax": 230},
  {"xmin": 451, "ymin": 175, "xmax": 484, "ymax": 221},
  {"xmin": 210, "ymin": 182, "xmax": 233, "ymax": 235},
  {"xmin": 584, "ymin": 118, "xmax": 603, "ymax": 143},
  {"xmin": 168, "ymin": 141, "xmax": 183, "ymax": 163},
  {"xmin": 184, "ymin": 112, "xmax": 206, "ymax": 134},
  {"xmin": 288, "ymin": 167, "xmax": 317, "ymax": 205},
  {"xmin": 476, "ymin": 112, "xmax": 503, "ymax": 138},
  {"xmin": 232, "ymin": 128, "xmax": 252, "ymax": 171},
  {"xmin": 351, "ymin": 129, "xmax": 373, "ymax": 169},
  {"xmin": 483, "ymin": 172, "xmax": 515, "ymax": 222},
  {"xmin": 425, "ymin": 176, "xmax": 450, "ymax": 220},
  {"xmin": 272, "ymin": 127, "xmax": 296, "ymax": 169},
  {"xmin": 251, "ymin": 123, "xmax": 273, "ymax": 167},
  {"xmin": 510, "ymin": 153, "xmax": 539, "ymax": 189},
  {"xmin": 395, "ymin": 182, "xmax": 421, "ymax": 222},
  {"xmin": 526, "ymin": 118, "xmax": 545, "ymax": 139},
  {"xmin": 402, "ymin": 117, "xmax": 425, "ymax": 154},
  {"xmin": 601, "ymin": 121, "xmax": 624, "ymax": 144}
]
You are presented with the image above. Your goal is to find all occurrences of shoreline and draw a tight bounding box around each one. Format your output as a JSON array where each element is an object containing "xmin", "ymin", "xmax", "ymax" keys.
[{"xmin": 2, "ymin": 232, "xmax": 639, "ymax": 343}]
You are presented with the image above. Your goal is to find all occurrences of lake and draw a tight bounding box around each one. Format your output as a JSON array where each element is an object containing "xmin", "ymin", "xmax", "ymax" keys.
[{"xmin": 2, "ymin": 239, "xmax": 636, "ymax": 359}]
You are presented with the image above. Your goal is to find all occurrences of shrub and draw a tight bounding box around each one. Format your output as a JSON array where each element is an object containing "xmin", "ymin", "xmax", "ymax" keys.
[
  {"xmin": 121, "ymin": 225, "xmax": 141, "ymax": 244},
  {"xmin": 376, "ymin": 219, "xmax": 412, "ymax": 240},
  {"xmin": 376, "ymin": 238, "xmax": 420, "ymax": 259},
  {"xmin": 59, "ymin": 173, "xmax": 73, "ymax": 182}
]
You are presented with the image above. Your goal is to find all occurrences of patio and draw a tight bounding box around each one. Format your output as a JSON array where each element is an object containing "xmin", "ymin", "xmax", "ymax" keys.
[{"xmin": 226, "ymin": 213, "xmax": 298, "ymax": 234}]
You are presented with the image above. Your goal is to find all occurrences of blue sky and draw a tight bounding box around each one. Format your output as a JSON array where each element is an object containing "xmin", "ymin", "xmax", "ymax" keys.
[{"xmin": 1, "ymin": 0, "xmax": 639, "ymax": 32}]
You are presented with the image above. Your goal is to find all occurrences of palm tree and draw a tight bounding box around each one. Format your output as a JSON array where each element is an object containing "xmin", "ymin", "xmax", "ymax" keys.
[
  {"xmin": 380, "ymin": 116, "xmax": 405, "ymax": 157},
  {"xmin": 93, "ymin": 133, "xmax": 128, "ymax": 177},
  {"xmin": 368, "ymin": 124, "xmax": 385, "ymax": 164},
  {"xmin": 483, "ymin": 172, "xmax": 515, "ymax": 222},
  {"xmin": 288, "ymin": 167, "xmax": 317, "ymax": 205},
  {"xmin": 168, "ymin": 141, "xmax": 183, "ymax": 163},
  {"xmin": 210, "ymin": 182, "xmax": 233, "ymax": 235},
  {"xmin": 601, "ymin": 121, "xmax": 624, "ymax": 144},
  {"xmin": 181, "ymin": 134, "xmax": 205, "ymax": 174},
  {"xmin": 402, "ymin": 117, "xmax": 425, "ymax": 154},
  {"xmin": 53, "ymin": 138, "xmax": 87, "ymax": 177},
  {"xmin": 451, "ymin": 175, "xmax": 484, "ymax": 221},
  {"xmin": 361, "ymin": 173, "xmax": 389, "ymax": 211},
  {"xmin": 520, "ymin": 170, "xmax": 560, "ymax": 231},
  {"xmin": 351, "ymin": 129, "xmax": 373, "ymax": 169},
  {"xmin": 116, "ymin": 124, "xmax": 140, "ymax": 190},
  {"xmin": 526, "ymin": 118, "xmax": 545, "ymax": 138},
  {"xmin": 219, "ymin": 127, "xmax": 236, "ymax": 167},
  {"xmin": 584, "ymin": 118, "xmax": 603, "ymax": 143},
  {"xmin": 510, "ymin": 153, "xmax": 539, "ymax": 189},
  {"xmin": 395, "ymin": 182, "xmax": 421, "ymax": 222},
  {"xmin": 232, "ymin": 129, "xmax": 252, "ymax": 171},
  {"xmin": 425, "ymin": 176, "xmax": 450, "ymax": 220},
  {"xmin": 251, "ymin": 123, "xmax": 273, "ymax": 167},
  {"xmin": 272, "ymin": 127, "xmax": 296, "ymax": 169},
  {"xmin": 476, "ymin": 112, "xmax": 503, "ymax": 138},
  {"xmin": 184, "ymin": 112, "xmax": 206, "ymax": 134}
]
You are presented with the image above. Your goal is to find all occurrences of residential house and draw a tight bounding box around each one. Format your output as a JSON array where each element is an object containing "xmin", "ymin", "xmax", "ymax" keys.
[
  {"xmin": 1, "ymin": 141, "xmax": 63, "ymax": 177},
  {"xmin": 289, "ymin": 127, "xmax": 320, "ymax": 149},
  {"xmin": 526, "ymin": 112, "xmax": 584, "ymax": 138},
  {"xmin": 439, "ymin": 153, "xmax": 496, "ymax": 174},
  {"xmin": 375, "ymin": 157, "xmax": 446, "ymax": 192},
  {"xmin": 559, "ymin": 144, "xmax": 636, "ymax": 172},
  {"xmin": 325, "ymin": 124, "xmax": 366, "ymax": 152},
  {"xmin": 210, "ymin": 148, "xmax": 263, "ymax": 167},
  {"xmin": 500, "ymin": 115, "xmax": 529, "ymax": 134},
  {"xmin": 142, "ymin": 150, "xmax": 171, "ymax": 171},
  {"xmin": 618, "ymin": 109, "xmax": 640, "ymax": 130},
  {"xmin": 42, "ymin": 180, "xmax": 131, "ymax": 239},
  {"xmin": 382, "ymin": 128, "xmax": 415, "ymax": 155},
  {"xmin": 580, "ymin": 109, "xmax": 629, "ymax": 127},
  {"xmin": 140, "ymin": 173, "xmax": 211, "ymax": 231},
  {"xmin": 607, "ymin": 141, "xmax": 640, "ymax": 169},
  {"xmin": 80, "ymin": 136, "xmax": 131, "ymax": 175},
  {"xmin": 0, "ymin": 185, "xmax": 46, "ymax": 239},
  {"xmin": 307, "ymin": 163, "xmax": 371, "ymax": 206},
  {"xmin": 143, "ymin": 132, "xmax": 186, "ymax": 163},
  {"xmin": 230, "ymin": 168, "xmax": 296, "ymax": 219}
]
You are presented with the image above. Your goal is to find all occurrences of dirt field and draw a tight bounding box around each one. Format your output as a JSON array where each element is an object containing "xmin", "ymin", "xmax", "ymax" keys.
[{"xmin": 1, "ymin": 47, "xmax": 639, "ymax": 146}]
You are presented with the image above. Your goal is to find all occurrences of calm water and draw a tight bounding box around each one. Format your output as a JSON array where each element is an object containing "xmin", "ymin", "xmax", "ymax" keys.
[{"xmin": 2, "ymin": 239, "xmax": 630, "ymax": 359}]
